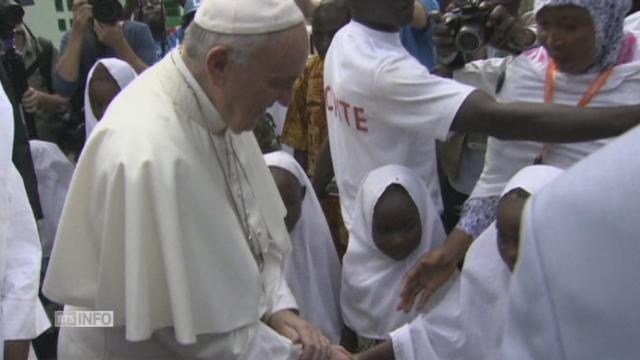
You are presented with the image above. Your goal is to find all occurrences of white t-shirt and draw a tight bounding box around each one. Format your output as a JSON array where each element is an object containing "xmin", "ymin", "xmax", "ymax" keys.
[{"xmin": 324, "ymin": 21, "xmax": 474, "ymax": 229}]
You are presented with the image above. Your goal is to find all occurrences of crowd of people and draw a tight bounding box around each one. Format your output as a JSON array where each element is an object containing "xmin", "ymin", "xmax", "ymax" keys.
[{"xmin": 2, "ymin": 0, "xmax": 640, "ymax": 359}]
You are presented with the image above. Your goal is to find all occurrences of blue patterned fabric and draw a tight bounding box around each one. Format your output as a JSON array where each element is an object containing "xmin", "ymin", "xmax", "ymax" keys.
[{"xmin": 456, "ymin": 195, "xmax": 500, "ymax": 238}]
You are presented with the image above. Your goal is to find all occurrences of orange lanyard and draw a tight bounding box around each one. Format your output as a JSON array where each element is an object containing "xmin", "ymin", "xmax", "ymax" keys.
[{"xmin": 534, "ymin": 61, "xmax": 614, "ymax": 164}]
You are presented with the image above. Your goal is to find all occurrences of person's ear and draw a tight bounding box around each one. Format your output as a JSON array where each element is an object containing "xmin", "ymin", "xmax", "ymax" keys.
[
  {"xmin": 300, "ymin": 185, "xmax": 306, "ymax": 200},
  {"xmin": 205, "ymin": 46, "xmax": 231, "ymax": 86}
]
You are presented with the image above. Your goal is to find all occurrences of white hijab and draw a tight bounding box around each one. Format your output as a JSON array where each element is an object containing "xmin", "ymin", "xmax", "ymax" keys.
[
  {"xmin": 84, "ymin": 58, "xmax": 137, "ymax": 139},
  {"xmin": 263, "ymin": 151, "xmax": 343, "ymax": 344},
  {"xmin": 391, "ymin": 165, "xmax": 563, "ymax": 360},
  {"xmin": 341, "ymin": 164, "xmax": 447, "ymax": 339},
  {"xmin": 503, "ymin": 125, "xmax": 640, "ymax": 360}
]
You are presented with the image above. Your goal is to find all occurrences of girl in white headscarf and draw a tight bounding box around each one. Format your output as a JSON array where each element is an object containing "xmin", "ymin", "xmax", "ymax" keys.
[
  {"xmin": 84, "ymin": 58, "xmax": 137, "ymax": 139},
  {"xmin": 264, "ymin": 151, "xmax": 343, "ymax": 344},
  {"xmin": 356, "ymin": 165, "xmax": 563, "ymax": 360},
  {"xmin": 341, "ymin": 164, "xmax": 448, "ymax": 351}
]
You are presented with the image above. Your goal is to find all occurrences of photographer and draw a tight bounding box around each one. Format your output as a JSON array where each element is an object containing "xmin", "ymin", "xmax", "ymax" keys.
[
  {"xmin": 13, "ymin": 24, "xmax": 70, "ymax": 146},
  {"xmin": 132, "ymin": 0, "xmax": 180, "ymax": 58},
  {"xmin": 54, "ymin": 0, "xmax": 156, "ymax": 145},
  {"xmin": 433, "ymin": 0, "xmax": 536, "ymax": 73},
  {"xmin": 0, "ymin": 0, "xmax": 43, "ymax": 220}
]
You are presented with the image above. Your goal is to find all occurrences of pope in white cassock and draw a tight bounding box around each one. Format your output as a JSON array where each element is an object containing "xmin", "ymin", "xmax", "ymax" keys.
[{"xmin": 42, "ymin": 0, "xmax": 343, "ymax": 359}]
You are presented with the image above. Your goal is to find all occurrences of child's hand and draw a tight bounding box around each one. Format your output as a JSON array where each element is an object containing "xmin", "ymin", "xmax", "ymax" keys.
[
  {"xmin": 397, "ymin": 230, "xmax": 472, "ymax": 313},
  {"xmin": 397, "ymin": 245, "xmax": 458, "ymax": 312}
]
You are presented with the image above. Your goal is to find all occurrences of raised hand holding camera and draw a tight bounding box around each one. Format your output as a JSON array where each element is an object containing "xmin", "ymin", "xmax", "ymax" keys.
[
  {"xmin": 93, "ymin": 19, "xmax": 126, "ymax": 49},
  {"xmin": 436, "ymin": 0, "xmax": 535, "ymax": 58},
  {"xmin": 483, "ymin": 0, "xmax": 536, "ymax": 53},
  {"xmin": 71, "ymin": 0, "xmax": 93, "ymax": 35}
]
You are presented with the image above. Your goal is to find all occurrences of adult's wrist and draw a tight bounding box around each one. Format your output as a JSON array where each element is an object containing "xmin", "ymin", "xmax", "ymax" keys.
[
  {"xmin": 70, "ymin": 27, "xmax": 86, "ymax": 42},
  {"xmin": 443, "ymin": 229, "xmax": 473, "ymax": 262}
]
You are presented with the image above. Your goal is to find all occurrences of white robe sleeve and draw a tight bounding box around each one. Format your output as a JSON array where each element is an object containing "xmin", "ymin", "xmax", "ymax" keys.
[
  {"xmin": 153, "ymin": 321, "xmax": 301, "ymax": 359},
  {"xmin": 2, "ymin": 166, "xmax": 50, "ymax": 340},
  {"xmin": 151, "ymin": 249, "xmax": 300, "ymax": 359},
  {"xmin": 263, "ymin": 253, "xmax": 298, "ymax": 319}
]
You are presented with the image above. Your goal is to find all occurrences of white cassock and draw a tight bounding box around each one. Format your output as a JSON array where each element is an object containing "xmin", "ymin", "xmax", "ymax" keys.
[
  {"xmin": 0, "ymin": 82, "xmax": 50, "ymax": 357},
  {"xmin": 389, "ymin": 165, "xmax": 562, "ymax": 360},
  {"xmin": 264, "ymin": 151, "xmax": 343, "ymax": 344},
  {"xmin": 83, "ymin": 58, "xmax": 137, "ymax": 139},
  {"xmin": 341, "ymin": 164, "xmax": 448, "ymax": 340},
  {"xmin": 43, "ymin": 50, "xmax": 301, "ymax": 359},
  {"xmin": 28, "ymin": 140, "xmax": 74, "ymax": 259},
  {"xmin": 502, "ymin": 125, "xmax": 640, "ymax": 359}
]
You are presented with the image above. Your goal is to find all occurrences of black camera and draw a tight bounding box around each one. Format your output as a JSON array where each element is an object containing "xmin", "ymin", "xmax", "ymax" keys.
[
  {"xmin": 443, "ymin": 0, "xmax": 493, "ymax": 54},
  {"xmin": 89, "ymin": 0, "xmax": 123, "ymax": 25},
  {"xmin": 0, "ymin": 0, "xmax": 24, "ymax": 38}
]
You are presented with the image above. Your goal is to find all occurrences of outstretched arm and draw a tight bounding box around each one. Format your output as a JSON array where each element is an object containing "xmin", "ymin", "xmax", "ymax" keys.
[
  {"xmin": 451, "ymin": 90, "xmax": 640, "ymax": 142},
  {"xmin": 356, "ymin": 341, "xmax": 395, "ymax": 360},
  {"xmin": 54, "ymin": 0, "xmax": 93, "ymax": 96}
]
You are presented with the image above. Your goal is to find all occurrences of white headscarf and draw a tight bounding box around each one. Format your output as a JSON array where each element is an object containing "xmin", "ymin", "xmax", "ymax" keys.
[
  {"xmin": 263, "ymin": 151, "xmax": 343, "ymax": 344},
  {"xmin": 502, "ymin": 125, "xmax": 640, "ymax": 360},
  {"xmin": 390, "ymin": 165, "xmax": 563, "ymax": 360},
  {"xmin": 341, "ymin": 164, "xmax": 447, "ymax": 339},
  {"xmin": 535, "ymin": 0, "xmax": 632, "ymax": 73},
  {"xmin": 84, "ymin": 58, "xmax": 137, "ymax": 139}
]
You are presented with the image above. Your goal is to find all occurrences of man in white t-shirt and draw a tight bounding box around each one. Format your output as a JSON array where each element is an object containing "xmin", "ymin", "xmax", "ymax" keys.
[{"xmin": 319, "ymin": 0, "xmax": 640, "ymax": 323}]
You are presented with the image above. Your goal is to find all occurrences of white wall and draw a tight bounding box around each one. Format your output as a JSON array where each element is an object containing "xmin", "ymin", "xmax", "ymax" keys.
[{"xmin": 22, "ymin": 0, "xmax": 74, "ymax": 49}]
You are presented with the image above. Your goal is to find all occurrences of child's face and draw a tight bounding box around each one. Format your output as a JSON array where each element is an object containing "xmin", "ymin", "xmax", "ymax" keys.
[
  {"xmin": 270, "ymin": 167, "xmax": 306, "ymax": 233},
  {"xmin": 496, "ymin": 189, "xmax": 530, "ymax": 272},
  {"xmin": 372, "ymin": 185, "xmax": 422, "ymax": 261},
  {"xmin": 89, "ymin": 64, "xmax": 121, "ymax": 121}
]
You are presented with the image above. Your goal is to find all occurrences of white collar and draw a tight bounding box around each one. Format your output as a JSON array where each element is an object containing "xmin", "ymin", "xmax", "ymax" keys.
[{"xmin": 171, "ymin": 49, "xmax": 227, "ymax": 134}]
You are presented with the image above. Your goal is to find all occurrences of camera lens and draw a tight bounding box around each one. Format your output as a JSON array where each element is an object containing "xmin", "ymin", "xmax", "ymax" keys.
[{"xmin": 456, "ymin": 24, "xmax": 486, "ymax": 53}]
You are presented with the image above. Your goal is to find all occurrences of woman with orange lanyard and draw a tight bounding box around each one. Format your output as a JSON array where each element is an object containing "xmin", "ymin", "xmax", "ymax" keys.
[{"xmin": 443, "ymin": 0, "xmax": 640, "ymax": 253}]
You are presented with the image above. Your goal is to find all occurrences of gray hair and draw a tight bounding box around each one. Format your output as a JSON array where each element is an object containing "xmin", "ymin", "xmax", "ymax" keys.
[{"xmin": 183, "ymin": 23, "xmax": 270, "ymax": 65}]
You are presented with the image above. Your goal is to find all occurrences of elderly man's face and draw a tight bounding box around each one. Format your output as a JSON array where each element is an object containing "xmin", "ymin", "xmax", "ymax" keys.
[{"xmin": 216, "ymin": 24, "xmax": 309, "ymax": 133}]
